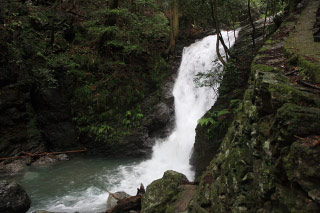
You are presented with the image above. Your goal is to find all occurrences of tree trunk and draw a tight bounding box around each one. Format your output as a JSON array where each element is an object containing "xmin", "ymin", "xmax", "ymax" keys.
[
  {"xmin": 248, "ymin": 0, "xmax": 256, "ymax": 47},
  {"xmin": 227, "ymin": 0, "xmax": 237, "ymax": 40},
  {"xmin": 289, "ymin": 0, "xmax": 295, "ymax": 14},
  {"xmin": 166, "ymin": 0, "xmax": 179, "ymax": 54},
  {"xmin": 263, "ymin": 0, "xmax": 270, "ymax": 42},
  {"xmin": 210, "ymin": 0, "xmax": 227, "ymax": 66}
]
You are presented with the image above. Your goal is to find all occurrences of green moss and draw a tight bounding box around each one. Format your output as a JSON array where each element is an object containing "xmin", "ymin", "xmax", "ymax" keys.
[
  {"xmin": 252, "ymin": 63, "xmax": 275, "ymax": 74},
  {"xmin": 258, "ymin": 47, "xmax": 269, "ymax": 53},
  {"xmin": 265, "ymin": 39, "xmax": 279, "ymax": 45},
  {"xmin": 142, "ymin": 171, "xmax": 188, "ymax": 213}
]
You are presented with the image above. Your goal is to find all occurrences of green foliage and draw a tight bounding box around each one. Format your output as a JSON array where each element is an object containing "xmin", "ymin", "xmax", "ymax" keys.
[
  {"xmin": 194, "ymin": 59, "xmax": 224, "ymax": 94},
  {"xmin": 122, "ymin": 109, "xmax": 144, "ymax": 128},
  {"xmin": 198, "ymin": 116, "xmax": 216, "ymax": 126},
  {"xmin": 74, "ymin": 85, "xmax": 93, "ymax": 105},
  {"xmin": 150, "ymin": 57, "xmax": 170, "ymax": 89},
  {"xmin": 198, "ymin": 109, "xmax": 230, "ymax": 127},
  {"xmin": 32, "ymin": 68, "xmax": 58, "ymax": 91}
]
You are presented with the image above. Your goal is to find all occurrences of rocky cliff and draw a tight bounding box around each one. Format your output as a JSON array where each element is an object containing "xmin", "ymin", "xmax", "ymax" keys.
[
  {"xmin": 142, "ymin": 0, "xmax": 320, "ymax": 212},
  {"xmin": 191, "ymin": 0, "xmax": 320, "ymax": 212}
]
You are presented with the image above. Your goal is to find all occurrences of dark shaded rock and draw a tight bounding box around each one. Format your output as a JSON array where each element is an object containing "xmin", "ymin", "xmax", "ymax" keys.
[
  {"xmin": 0, "ymin": 180, "xmax": 31, "ymax": 213},
  {"xmin": 154, "ymin": 103, "xmax": 170, "ymax": 124},
  {"xmin": 143, "ymin": 102, "xmax": 171, "ymax": 138}
]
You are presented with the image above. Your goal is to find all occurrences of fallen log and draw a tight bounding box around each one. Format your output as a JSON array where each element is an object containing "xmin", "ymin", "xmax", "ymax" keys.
[{"xmin": 0, "ymin": 148, "xmax": 88, "ymax": 161}]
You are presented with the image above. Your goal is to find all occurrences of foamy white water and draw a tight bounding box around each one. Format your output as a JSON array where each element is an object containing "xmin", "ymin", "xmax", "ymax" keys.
[{"xmin": 24, "ymin": 31, "xmax": 238, "ymax": 212}]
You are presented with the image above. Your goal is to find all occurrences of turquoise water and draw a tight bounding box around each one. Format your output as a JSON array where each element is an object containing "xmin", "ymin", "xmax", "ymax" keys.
[{"xmin": 13, "ymin": 157, "xmax": 142, "ymax": 212}]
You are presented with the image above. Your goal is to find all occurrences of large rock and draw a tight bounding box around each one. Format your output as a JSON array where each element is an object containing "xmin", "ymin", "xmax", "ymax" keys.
[
  {"xmin": 190, "ymin": 16, "xmax": 279, "ymax": 178},
  {"xmin": 0, "ymin": 180, "xmax": 31, "ymax": 213},
  {"xmin": 191, "ymin": 6, "xmax": 320, "ymax": 212},
  {"xmin": 141, "ymin": 170, "xmax": 189, "ymax": 213}
]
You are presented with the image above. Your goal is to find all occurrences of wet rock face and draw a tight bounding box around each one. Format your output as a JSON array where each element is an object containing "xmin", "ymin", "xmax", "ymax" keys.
[{"xmin": 0, "ymin": 180, "xmax": 31, "ymax": 213}]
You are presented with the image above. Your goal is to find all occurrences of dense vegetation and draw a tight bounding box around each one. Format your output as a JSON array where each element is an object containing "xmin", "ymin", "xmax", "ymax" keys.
[{"xmin": 0, "ymin": 0, "xmax": 291, "ymax": 153}]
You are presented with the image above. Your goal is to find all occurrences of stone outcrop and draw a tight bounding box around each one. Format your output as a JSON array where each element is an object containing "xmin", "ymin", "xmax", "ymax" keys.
[
  {"xmin": 191, "ymin": 1, "xmax": 320, "ymax": 212},
  {"xmin": 0, "ymin": 180, "xmax": 31, "ymax": 213},
  {"xmin": 141, "ymin": 170, "xmax": 196, "ymax": 213},
  {"xmin": 190, "ymin": 17, "xmax": 278, "ymax": 177}
]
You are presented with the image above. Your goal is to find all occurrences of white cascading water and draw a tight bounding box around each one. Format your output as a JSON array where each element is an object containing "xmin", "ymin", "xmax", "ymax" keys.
[
  {"xmin": 35, "ymin": 31, "xmax": 238, "ymax": 212},
  {"xmin": 112, "ymin": 30, "xmax": 238, "ymax": 195}
]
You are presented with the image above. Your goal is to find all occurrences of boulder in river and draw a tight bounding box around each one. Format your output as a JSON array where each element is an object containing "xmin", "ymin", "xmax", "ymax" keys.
[
  {"xmin": 0, "ymin": 180, "xmax": 31, "ymax": 213},
  {"xmin": 31, "ymin": 154, "xmax": 69, "ymax": 166},
  {"xmin": 141, "ymin": 170, "xmax": 191, "ymax": 213}
]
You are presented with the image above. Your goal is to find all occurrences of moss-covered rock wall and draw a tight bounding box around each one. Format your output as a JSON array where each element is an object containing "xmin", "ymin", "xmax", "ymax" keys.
[{"xmin": 191, "ymin": 1, "xmax": 320, "ymax": 211}]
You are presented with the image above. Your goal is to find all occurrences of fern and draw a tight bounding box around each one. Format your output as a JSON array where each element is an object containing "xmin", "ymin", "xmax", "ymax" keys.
[{"xmin": 198, "ymin": 117, "xmax": 216, "ymax": 126}]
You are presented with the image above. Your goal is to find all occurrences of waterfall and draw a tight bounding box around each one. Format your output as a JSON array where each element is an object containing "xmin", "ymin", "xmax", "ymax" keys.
[
  {"xmin": 112, "ymin": 30, "xmax": 238, "ymax": 195},
  {"xmin": 26, "ymin": 31, "xmax": 238, "ymax": 213}
]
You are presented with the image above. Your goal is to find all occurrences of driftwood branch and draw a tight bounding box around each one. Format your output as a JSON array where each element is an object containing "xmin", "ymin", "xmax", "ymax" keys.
[
  {"xmin": 0, "ymin": 148, "xmax": 88, "ymax": 161},
  {"xmin": 285, "ymin": 69, "xmax": 299, "ymax": 76},
  {"xmin": 106, "ymin": 190, "xmax": 121, "ymax": 200}
]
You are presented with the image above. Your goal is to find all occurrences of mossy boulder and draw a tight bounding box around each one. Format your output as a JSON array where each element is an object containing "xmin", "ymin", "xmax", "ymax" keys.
[{"xmin": 141, "ymin": 170, "xmax": 189, "ymax": 213}]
